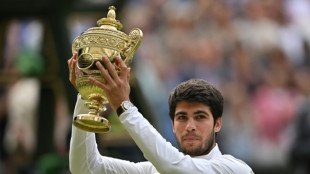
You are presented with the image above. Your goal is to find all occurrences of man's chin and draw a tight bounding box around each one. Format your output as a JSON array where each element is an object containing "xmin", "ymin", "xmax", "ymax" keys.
[
  {"xmin": 182, "ymin": 149, "xmax": 201, "ymax": 156},
  {"xmin": 183, "ymin": 143, "xmax": 197, "ymax": 149},
  {"xmin": 181, "ymin": 145, "xmax": 203, "ymax": 156}
]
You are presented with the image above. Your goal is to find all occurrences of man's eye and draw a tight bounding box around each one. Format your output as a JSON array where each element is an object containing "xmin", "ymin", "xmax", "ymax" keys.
[
  {"xmin": 177, "ymin": 116, "xmax": 186, "ymax": 120},
  {"xmin": 196, "ymin": 115, "xmax": 206, "ymax": 119}
]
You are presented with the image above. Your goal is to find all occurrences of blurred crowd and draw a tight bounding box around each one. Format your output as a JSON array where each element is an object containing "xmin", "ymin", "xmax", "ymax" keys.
[
  {"xmin": 0, "ymin": 18, "xmax": 70, "ymax": 174},
  {"xmin": 1, "ymin": 0, "xmax": 310, "ymax": 173}
]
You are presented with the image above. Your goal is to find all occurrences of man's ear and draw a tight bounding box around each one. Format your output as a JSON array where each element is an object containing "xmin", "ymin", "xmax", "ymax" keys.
[
  {"xmin": 214, "ymin": 117, "xmax": 222, "ymax": 133},
  {"xmin": 172, "ymin": 120, "xmax": 176, "ymax": 133}
]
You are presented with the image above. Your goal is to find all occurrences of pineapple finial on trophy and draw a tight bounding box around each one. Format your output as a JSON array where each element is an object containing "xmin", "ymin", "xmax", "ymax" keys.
[
  {"xmin": 107, "ymin": 6, "xmax": 116, "ymax": 19},
  {"xmin": 97, "ymin": 6, "xmax": 123, "ymax": 30}
]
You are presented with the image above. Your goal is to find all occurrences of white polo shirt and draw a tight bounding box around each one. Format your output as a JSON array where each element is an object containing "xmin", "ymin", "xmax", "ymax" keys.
[{"xmin": 69, "ymin": 94, "xmax": 254, "ymax": 174}]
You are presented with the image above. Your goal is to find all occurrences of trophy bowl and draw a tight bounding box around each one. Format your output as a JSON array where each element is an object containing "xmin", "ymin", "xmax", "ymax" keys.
[{"xmin": 72, "ymin": 6, "xmax": 143, "ymax": 133}]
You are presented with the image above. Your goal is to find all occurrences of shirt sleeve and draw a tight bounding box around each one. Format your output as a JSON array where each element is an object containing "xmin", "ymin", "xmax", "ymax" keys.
[
  {"xmin": 119, "ymin": 107, "xmax": 253, "ymax": 174},
  {"xmin": 69, "ymin": 94, "xmax": 153, "ymax": 174}
]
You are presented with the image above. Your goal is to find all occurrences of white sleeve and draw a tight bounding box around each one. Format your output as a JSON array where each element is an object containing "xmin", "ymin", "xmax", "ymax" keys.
[
  {"xmin": 69, "ymin": 94, "xmax": 152, "ymax": 174},
  {"xmin": 119, "ymin": 107, "xmax": 253, "ymax": 174}
]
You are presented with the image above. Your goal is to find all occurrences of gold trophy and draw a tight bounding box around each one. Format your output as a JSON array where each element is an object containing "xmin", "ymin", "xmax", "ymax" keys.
[{"xmin": 72, "ymin": 6, "xmax": 143, "ymax": 133}]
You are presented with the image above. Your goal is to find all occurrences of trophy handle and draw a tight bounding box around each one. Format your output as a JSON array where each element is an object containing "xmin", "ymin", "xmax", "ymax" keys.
[{"xmin": 123, "ymin": 28, "xmax": 143, "ymax": 65}]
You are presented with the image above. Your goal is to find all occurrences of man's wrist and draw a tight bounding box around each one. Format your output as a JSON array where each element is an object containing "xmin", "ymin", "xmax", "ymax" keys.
[{"xmin": 116, "ymin": 101, "xmax": 135, "ymax": 116}]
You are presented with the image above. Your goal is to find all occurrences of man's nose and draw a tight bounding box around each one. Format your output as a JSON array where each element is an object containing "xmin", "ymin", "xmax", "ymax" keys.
[{"xmin": 186, "ymin": 118, "xmax": 196, "ymax": 131}]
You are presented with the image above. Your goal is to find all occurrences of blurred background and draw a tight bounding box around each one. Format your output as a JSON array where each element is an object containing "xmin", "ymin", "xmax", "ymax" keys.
[{"xmin": 0, "ymin": 0, "xmax": 310, "ymax": 173}]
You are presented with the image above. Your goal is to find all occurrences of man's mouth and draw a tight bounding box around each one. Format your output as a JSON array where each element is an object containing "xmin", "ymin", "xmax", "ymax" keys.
[{"xmin": 183, "ymin": 136, "xmax": 200, "ymax": 143}]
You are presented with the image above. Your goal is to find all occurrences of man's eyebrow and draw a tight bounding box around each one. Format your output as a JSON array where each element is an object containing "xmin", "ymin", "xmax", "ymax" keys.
[
  {"xmin": 175, "ymin": 111, "xmax": 187, "ymax": 116},
  {"xmin": 194, "ymin": 110, "xmax": 210, "ymax": 116}
]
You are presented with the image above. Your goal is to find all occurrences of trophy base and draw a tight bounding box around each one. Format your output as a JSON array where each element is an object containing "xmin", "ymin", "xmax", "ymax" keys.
[{"xmin": 73, "ymin": 114, "xmax": 111, "ymax": 133}]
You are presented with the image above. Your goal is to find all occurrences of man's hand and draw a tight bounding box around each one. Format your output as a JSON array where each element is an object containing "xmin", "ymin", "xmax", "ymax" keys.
[
  {"xmin": 89, "ymin": 56, "xmax": 131, "ymax": 111},
  {"xmin": 67, "ymin": 53, "xmax": 78, "ymax": 90}
]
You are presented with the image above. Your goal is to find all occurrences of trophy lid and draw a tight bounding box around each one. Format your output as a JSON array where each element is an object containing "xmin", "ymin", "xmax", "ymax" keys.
[
  {"xmin": 72, "ymin": 5, "xmax": 143, "ymax": 63},
  {"xmin": 97, "ymin": 6, "xmax": 123, "ymax": 30}
]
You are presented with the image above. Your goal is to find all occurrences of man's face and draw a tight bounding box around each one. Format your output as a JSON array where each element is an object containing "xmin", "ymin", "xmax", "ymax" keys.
[{"xmin": 172, "ymin": 101, "xmax": 222, "ymax": 157}]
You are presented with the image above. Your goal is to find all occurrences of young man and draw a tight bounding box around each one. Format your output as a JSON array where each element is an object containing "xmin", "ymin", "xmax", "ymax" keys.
[{"xmin": 68, "ymin": 54, "xmax": 254, "ymax": 174}]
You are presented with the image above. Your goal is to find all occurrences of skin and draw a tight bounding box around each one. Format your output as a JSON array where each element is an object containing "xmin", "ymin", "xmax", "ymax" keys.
[
  {"xmin": 172, "ymin": 101, "xmax": 222, "ymax": 157},
  {"xmin": 67, "ymin": 52, "xmax": 78, "ymax": 90}
]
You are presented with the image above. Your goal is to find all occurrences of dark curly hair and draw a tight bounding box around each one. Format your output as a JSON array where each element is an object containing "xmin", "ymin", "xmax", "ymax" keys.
[{"xmin": 168, "ymin": 79, "xmax": 224, "ymax": 125}]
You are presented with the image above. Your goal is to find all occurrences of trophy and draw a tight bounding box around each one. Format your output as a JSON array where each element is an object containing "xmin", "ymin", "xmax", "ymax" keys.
[{"xmin": 72, "ymin": 6, "xmax": 143, "ymax": 133}]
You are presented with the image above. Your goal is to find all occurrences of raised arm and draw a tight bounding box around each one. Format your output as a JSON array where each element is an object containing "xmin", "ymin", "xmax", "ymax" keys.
[
  {"xmin": 68, "ymin": 54, "xmax": 151, "ymax": 174},
  {"xmin": 69, "ymin": 95, "xmax": 152, "ymax": 174}
]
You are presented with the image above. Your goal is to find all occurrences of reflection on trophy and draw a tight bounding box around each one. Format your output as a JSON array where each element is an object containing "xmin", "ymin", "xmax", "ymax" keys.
[{"xmin": 72, "ymin": 6, "xmax": 143, "ymax": 133}]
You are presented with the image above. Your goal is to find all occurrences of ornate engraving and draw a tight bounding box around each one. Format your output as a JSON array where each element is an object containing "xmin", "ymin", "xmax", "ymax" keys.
[{"xmin": 73, "ymin": 33, "xmax": 128, "ymax": 52}]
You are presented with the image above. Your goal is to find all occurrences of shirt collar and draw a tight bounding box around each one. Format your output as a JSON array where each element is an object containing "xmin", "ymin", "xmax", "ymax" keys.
[{"xmin": 194, "ymin": 143, "xmax": 222, "ymax": 160}]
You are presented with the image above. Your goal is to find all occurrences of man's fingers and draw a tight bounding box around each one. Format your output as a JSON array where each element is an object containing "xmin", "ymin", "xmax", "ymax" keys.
[
  {"xmin": 89, "ymin": 76, "xmax": 106, "ymax": 90},
  {"xmin": 102, "ymin": 56, "xmax": 118, "ymax": 80},
  {"xmin": 116, "ymin": 56, "xmax": 129, "ymax": 80},
  {"xmin": 68, "ymin": 53, "xmax": 77, "ymax": 71},
  {"xmin": 73, "ymin": 52, "xmax": 77, "ymax": 60},
  {"xmin": 115, "ymin": 56, "xmax": 127, "ymax": 68},
  {"xmin": 96, "ymin": 60, "xmax": 113, "ymax": 84},
  {"xmin": 70, "ymin": 59, "xmax": 76, "ymax": 75},
  {"xmin": 68, "ymin": 53, "xmax": 78, "ymax": 90},
  {"xmin": 127, "ymin": 68, "xmax": 131, "ymax": 82}
]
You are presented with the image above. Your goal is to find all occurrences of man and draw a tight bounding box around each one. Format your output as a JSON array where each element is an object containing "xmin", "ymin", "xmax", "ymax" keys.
[{"xmin": 68, "ymin": 53, "xmax": 253, "ymax": 174}]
